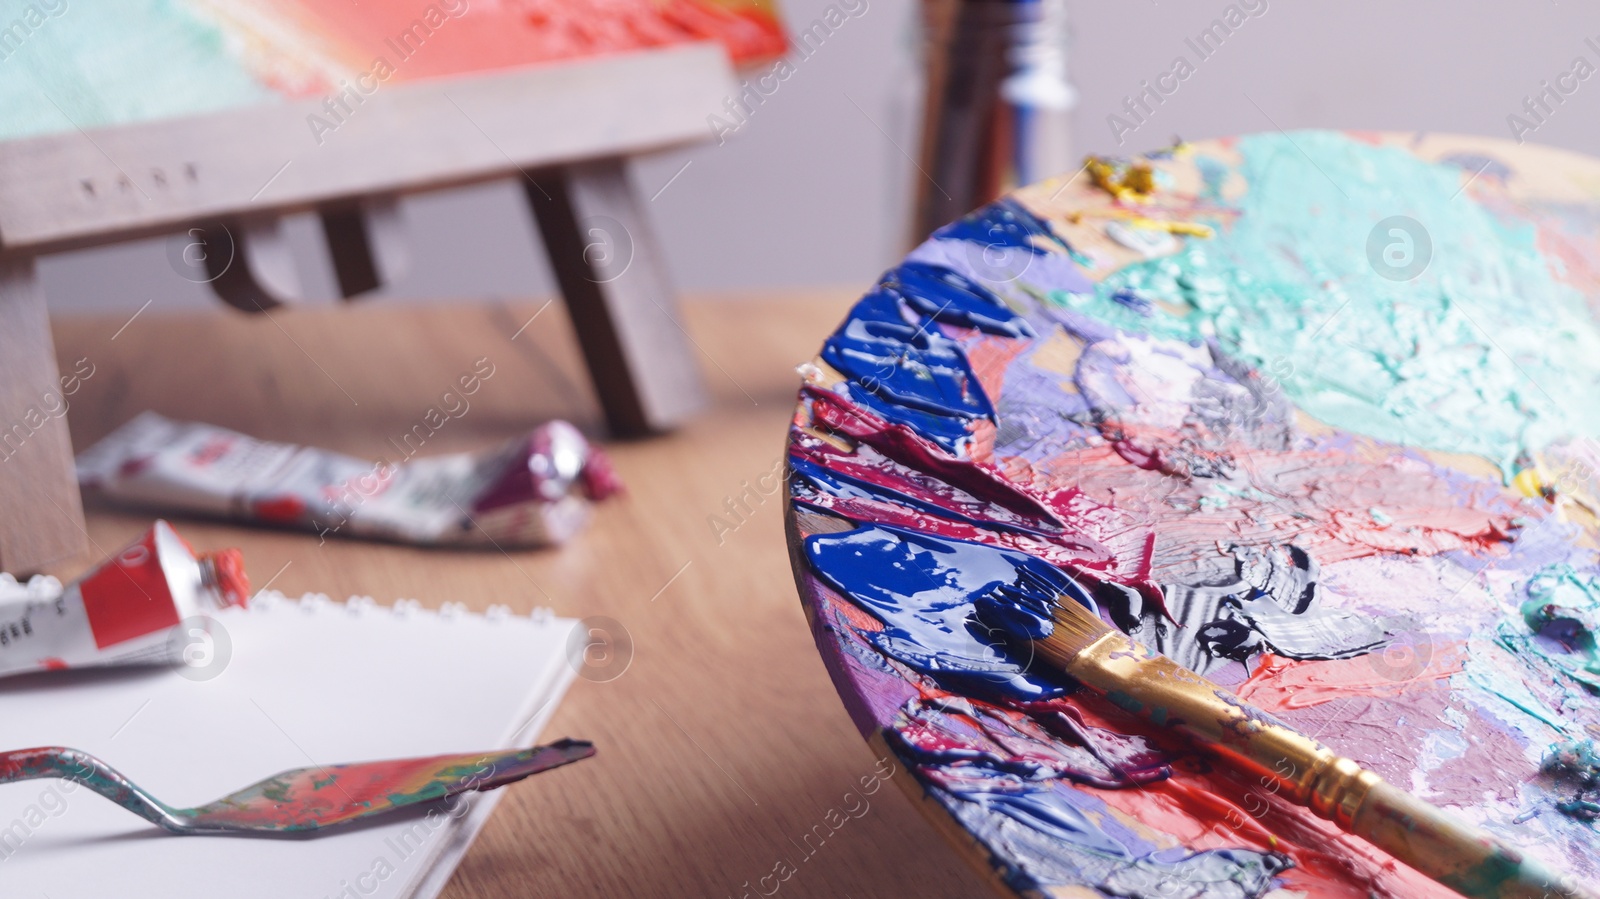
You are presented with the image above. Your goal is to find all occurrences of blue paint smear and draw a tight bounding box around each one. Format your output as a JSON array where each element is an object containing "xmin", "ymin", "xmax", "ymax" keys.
[
  {"xmin": 836, "ymin": 383, "xmax": 978, "ymax": 453},
  {"xmin": 931, "ymin": 779, "xmax": 1291, "ymax": 896},
  {"xmin": 805, "ymin": 524, "xmax": 1094, "ymax": 700},
  {"xmin": 847, "ymin": 287, "xmax": 920, "ymax": 326},
  {"xmin": 921, "ymin": 198, "xmax": 1095, "ymax": 295},
  {"xmin": 1098, "ymin": 847, "xmax": 1293, "ymax": 898},
  {"xmin": 1109, "ymin": 288, "xmax": 1154, "ymax": 316},
  {"xmin": 964, "ymin": 788, "xmax": 1129, "ymax": 856},
  {"xmin": 820, "ymin": 312, "xmax": 993, "ymax": 420},
  {"xmin": 935, "ymin": 197, "xmax": 1075, "ymax": 256},
  {"xmin": 883, "ymin": 262, "xmax": 1037, "ymax": 339},
  {"xmin": 821, "ymin": 289, "xmax": 995, "ymax": 453}
]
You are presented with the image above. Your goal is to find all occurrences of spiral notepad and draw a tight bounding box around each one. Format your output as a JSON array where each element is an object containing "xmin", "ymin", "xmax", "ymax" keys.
[{"xmin": 0, "ymin": 589, "xmax": 581, "ymax": 899}]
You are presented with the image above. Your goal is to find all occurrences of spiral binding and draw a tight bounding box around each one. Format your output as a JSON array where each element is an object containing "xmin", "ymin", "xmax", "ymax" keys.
[{"xmin": 0, "ymin": 575, "xmax": 555, "ymax": 623}]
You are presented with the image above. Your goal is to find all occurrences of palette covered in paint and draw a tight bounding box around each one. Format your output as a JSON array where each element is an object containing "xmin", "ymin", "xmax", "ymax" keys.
[{"xmin": 783, "ymin": 132, "xmax": 1600, "ymax": 897}]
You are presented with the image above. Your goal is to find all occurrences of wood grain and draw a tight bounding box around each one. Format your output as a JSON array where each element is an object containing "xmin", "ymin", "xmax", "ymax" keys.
[
  {"xmin": 0, "ymin": 256, "xmax": 85, "ymax": 572},
  {"xmin": 45, "ymin": 292, "xmax": 996, "ymax": 898}
]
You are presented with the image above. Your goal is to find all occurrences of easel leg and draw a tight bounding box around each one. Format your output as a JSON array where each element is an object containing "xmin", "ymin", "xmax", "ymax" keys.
[
  {"xmin": 525, "ymin": 159, "xmax": 707, "ymax": 437},
  {"xmin": 0, "ymin": 256, "xmax": 86, "ymax": 573},
  {"xmin": 320, "ymin": 196, "xmax": 409, "ymax": 300},
  {"xmin": 204, "ymin": 215, "xmax": 304, "ymax": 312}
]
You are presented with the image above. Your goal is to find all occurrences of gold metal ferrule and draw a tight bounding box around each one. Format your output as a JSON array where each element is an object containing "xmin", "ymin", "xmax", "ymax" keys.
[{"xmin": 1046, "ymin": 628, "xmax": 1597, "ymax": 899}]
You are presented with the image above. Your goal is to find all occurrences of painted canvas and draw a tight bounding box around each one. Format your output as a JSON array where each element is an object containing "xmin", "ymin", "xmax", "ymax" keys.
[
  {"xmin": 0, "ymin": 0, "xmax": 784, "ymax": 141},
  {"xmin": 786, "ymin": 131, "xmax": 1600, "ymax": 896}
]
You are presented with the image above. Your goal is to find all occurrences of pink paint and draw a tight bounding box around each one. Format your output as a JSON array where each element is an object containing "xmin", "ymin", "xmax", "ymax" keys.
[
  {"xmin": 1236, "ymin": 649, "xmax": 1465, "ymax": 710},
  {"xmin": 807, "ymin": 387, "xmax": 1065, "ymax": 527}
]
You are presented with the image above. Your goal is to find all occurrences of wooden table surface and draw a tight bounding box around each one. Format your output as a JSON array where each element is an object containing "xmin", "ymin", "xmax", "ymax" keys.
[{"xmin": 44, "ymin": 293, "xmax": 996, "ymax": 898}]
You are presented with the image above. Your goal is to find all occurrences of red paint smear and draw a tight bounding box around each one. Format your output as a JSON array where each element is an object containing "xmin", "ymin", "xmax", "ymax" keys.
[
  {"xmin": 806, "ymin": 387, "xmax": 1064, "ymax": 526},
  {"xmin": 186, "ymin": 743, "xmax": 587, "ymax": 831},
  {"xmin": 791, "ymin": 434, "xmax": 1119, "ymax": 567},
  {"xmin": 1233, "ymin": 654, "xmax": 1535, "ymax": 813},
  {"xmin": 1025, "ymin": 431, "xmax": 1517, "ymax": 582},
  {"xmin": 1534, "ymin": 210, "xmax": 1600, "ymax": 302},
  {"xmin": 895, "ymin": 623, "xmax": 1451, "ymax": 894},
  {"xmin": 966, "ymin": 417, "xmax": 1000, "ymax": 469},
  {"xmin": 793, "ymin": 411, "xmax": 1170, "ymax": 609},
  {"xmin": 899, "ymin": 699, "xmax": 1167, "ymax": 790},
  {"xmin": 1236, "ymin": 648, "xmax": 1465, "ymax": 710},
  {"xmin": 827, "ymin": 590, "xmax": 884, "ymax": 634},
  {"xmin": 811, "ymin": 592, "xmax": 925, "ymax": 736},
  {"xmin": 252, "ymin": 0, "xmax": 783, "ymax": 97},
  {"xmin": 194, "ymin": 752, "xmax": 512, "ymax": 828},
  {"xmin": 1344, "ymin": 131, "xmax": 1391, "ymax": 148},
  {"xmin": 963, "ymin": 332, "xmax": 1033, "ymax": 412}
]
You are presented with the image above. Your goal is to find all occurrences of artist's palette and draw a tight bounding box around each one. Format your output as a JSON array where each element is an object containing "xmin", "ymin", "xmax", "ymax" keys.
[{"xmin": 783, "ymin": 132, "xmax": 1600, "ymax": 897}]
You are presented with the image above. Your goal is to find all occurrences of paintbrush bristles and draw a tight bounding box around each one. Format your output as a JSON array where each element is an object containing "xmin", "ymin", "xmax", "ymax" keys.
[{"xmin": 1039, "ymin": 597, "xmax": 1116, "ymax": 667}]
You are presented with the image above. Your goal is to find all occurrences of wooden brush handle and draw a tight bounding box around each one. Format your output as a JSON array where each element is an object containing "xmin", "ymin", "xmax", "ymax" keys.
[
  {"xmin": 1053, "ymin": 634, "xmax": 1595, "ymax": 899},
  {"xmin": 1355, "ymin": 779, "xmax": 1592, "ymax": 899}
]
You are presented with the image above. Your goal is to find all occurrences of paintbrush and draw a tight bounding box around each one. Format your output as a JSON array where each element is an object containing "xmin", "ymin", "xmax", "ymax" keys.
[
  {"xmin": 981, "ymin": 576, "xmax": 1594, "ymax": 899},
  {"xmin": 0, "ymin": 740, "xmax": 593, "ymax": 834}
]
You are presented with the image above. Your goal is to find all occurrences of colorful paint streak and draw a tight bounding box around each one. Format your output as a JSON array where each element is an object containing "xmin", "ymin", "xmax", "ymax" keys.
[
  {"xmin": 1065, "ymin": 132, "xmax": 1600, "ymax": 476},
  {"xmin": 0, "ymin": 0, "xmax": 785, "ymax": 141},
  {"xmin": 788, "ymin": 131, "xmax": 1600, "ymax": 896},
  {"xmin": 0, "ymin": 741, "xmax": 593, "ymax": 833}
]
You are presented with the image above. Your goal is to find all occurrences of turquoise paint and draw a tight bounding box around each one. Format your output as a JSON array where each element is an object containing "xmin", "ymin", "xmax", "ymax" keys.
[
  {"xmin": 1484, "ymin": 565, "xmax": 1600, "ymax": 744},
  {"xmin": 0, "ymin": 0, "xmax": 275, "ymax": 142},
  {"xmin": 1106, "ymin": 691, "xmax": 1144, "ymax": 715},
  {"xmin": 1465, "ymin": 631, "xmax": 1568, "ymax": 734},
  {"xmin": 1521, "ymin": 565, "xmax": 1600, "ymax": 689},
  {"xmin": 1054, "ymin": 131, "xmax": 1600, "ymax": 474},
  {"xmin": 1478, "ymin": 564, "xmax": 1600, "ymax": 820}
]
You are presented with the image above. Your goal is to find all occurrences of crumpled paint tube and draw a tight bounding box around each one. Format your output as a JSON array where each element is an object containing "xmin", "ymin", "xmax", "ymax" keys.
[
  {"xmin": 0, "ymin": 520, "xmax": 249, "ymax": 679},
  {"xmin": 75, "ymin": 412, "xmax": 624, "ymax": 547}
]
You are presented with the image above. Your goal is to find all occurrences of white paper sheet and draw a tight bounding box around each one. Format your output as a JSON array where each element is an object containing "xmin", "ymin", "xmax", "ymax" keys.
[{"xmin": 0, "ymin": 590, "xmax": 580, "ymax": 899}]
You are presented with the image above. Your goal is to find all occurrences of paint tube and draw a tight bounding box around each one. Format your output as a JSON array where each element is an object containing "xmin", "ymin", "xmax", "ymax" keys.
[
  {"xmin": 76, "ymin": 413, "xmax": 624, "ymax": 547},
  {"xmin": 0, "ymin": 521, "xmax": 249, "ymax": 679}
]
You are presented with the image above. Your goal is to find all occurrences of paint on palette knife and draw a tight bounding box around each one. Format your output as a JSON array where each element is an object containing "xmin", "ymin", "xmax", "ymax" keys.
[
  {"xmin": 786, "ymin": 132, "xmax": 1600, "ymax": 897},
  {"xmin": 0, "ymin": 743, "xmax": 595, "ymax": 833}
]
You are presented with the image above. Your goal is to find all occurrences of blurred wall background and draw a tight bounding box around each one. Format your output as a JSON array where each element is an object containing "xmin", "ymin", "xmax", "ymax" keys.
[{"xmin": 40, "ymin": 0, "xmax": 1600, "ymax": 313}]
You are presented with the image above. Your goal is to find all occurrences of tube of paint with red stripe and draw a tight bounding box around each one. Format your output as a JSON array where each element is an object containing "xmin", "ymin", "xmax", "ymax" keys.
[
  {"xmin": 75, "ymin": 412, "xmax": 624, "ymax": 547},
  {"xmin": 0, "ymin": 521, "xmax": 249, "ymax": 678}
]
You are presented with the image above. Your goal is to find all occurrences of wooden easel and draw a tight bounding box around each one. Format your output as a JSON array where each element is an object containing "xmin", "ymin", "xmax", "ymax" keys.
[{"xmin": 0, "ymin": 44, "xmax": 735, "ymax": 572}]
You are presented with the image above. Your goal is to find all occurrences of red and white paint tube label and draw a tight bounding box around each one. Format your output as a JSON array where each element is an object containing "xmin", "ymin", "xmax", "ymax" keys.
[
  {"xmin": 0, "ymin": 521, "xmax": 248, "ymax": 679},
  {"xmin": 75, "ymin": 413, "xmax": 624, "ymax": 547}
]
